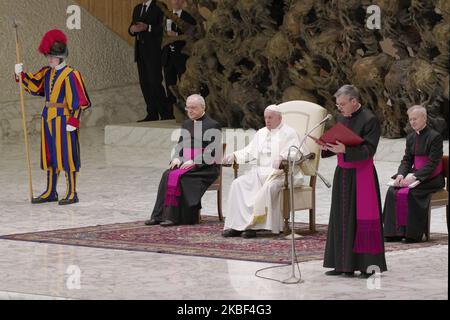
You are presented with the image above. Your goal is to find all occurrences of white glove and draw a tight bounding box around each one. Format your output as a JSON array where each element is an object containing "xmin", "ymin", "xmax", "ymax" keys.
[
  {"xmin": 15, "ymin": 63, "xmax": 23, "ymax": 76},
  {"xmin": 66, "ymin": 124, "xmax": 77, "ymax": 132},
  {"xmin": 169, "ymin": 158, "xmax": 181, "ymax": 169}
]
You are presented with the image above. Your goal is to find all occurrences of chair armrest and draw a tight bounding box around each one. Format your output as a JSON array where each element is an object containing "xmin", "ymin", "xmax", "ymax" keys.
[
  {"xmin": 223, "ymin": 162, "xmax": 240, "ymax": 179},
  {"xmin": 279, "ymin": 153, "xmax": 316, "ymax": 171}
]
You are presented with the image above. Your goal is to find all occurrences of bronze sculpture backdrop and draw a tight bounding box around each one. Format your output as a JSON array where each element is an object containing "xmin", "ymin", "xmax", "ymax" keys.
[{"xmin": 172, "ymin": 0, "xmax": 449, "ymax": 138}]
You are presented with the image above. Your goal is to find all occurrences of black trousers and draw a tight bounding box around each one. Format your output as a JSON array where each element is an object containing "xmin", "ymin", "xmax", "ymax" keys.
[
  {"xmin": 163, "ymin": 50, "xmax": 188, "ymax": 115},
  {"xmin": 137, "ymin": 48, "xmax": 171, "ymax": 120}
]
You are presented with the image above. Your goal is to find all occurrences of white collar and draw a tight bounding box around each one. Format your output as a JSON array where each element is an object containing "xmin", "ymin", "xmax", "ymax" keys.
[
  {"xmin": 415, "ymin": 124, "xmax": 427, "ymax": 135},
  {"xmin": 55, "ymin": 61, "xmax": 66, "ymax": 70},
  {"xmin": 173, "ymin": 9, "xmax": 183, "ymax": 16},
  {"xmin": 193, "ymin": 112, "xmax": 206, "ymax": 122},
  {"xmin": 267, "ymin": 122, "xmax": 283, "ymax": 132},
  {"xmin": 143, "ymin": 0, "xmax": 152, "ymax": 8}
]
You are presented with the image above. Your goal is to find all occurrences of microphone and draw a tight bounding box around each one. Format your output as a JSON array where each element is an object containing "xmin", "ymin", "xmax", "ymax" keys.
[{"xmin": 318, "ymin": 114, "xmax": 333, "ymax": 126}]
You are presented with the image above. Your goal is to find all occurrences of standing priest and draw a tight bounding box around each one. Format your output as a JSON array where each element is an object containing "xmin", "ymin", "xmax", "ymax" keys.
[
  {"xmin": 319, "ymin": 85, "xmax": 387, "ymax": 278},
  {"xmin": 145, "ymin": 94, "xmax": 222, "ymax": 226},
  {"xmin": 383, "ymin": 105, "xmax": 445, "ymax": 243}
]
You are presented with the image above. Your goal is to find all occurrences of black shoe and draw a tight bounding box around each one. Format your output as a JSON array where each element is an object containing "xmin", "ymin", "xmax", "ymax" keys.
[
  {"xmin": 222, "ymin": 229, "xmax": 242, "ymax": 237},
  {"xmin": 31, "ymin": 193, "xmax": 58, "ymax": 204},
  {"xmin": 325, "ymin": 269, "xmax": 342, "ymax": 276},
  {"xmin": 402, "ymin": 237, "xmax": 420, "ymax": 243},
  {"xmin": 343, "ymin": 272, "xmax": 355, "ymax": 277},
  {"xmin": 385, "ymin": 236, "xmax": 403, "ymax": 242},
  {"xmin": 144, "ymin": 219, "xmax": 161, "ymax": 226},
  {"xmin": 58, "ymin": 197, "xmax": 79, "ymax": 206},
  {"xmin": 137, "ymin": 116, "xmax": 158, "ymax": 122},
  {"xmin": 241, "ymin": 230, "xmax": 257, "ymax": 239},
  {"xmin": 359, "ymin": 271, "xmax": 375, "ymax": 279},
  {"xmin": 160, "ymin": 220, "xmax": 176, "ymax": 227}
]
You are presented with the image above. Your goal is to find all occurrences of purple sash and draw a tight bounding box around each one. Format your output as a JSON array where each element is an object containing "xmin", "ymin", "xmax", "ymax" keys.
[
  {"xmin": 337, "ymin": 155, "xmax": 383, "ymax": 254},
  {"xmin": 164, "ymin": 148, "xmax": 203, "ymax": 207},
  {"xmin": 395, "ymin": 155, "xmax": 443, "ymax": 227}
]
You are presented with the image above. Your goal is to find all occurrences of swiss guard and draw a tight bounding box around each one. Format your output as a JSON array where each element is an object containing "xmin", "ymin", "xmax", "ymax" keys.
[{"xmin": 14, "ymin": 29, "xmax": 91, "ymax": 205}]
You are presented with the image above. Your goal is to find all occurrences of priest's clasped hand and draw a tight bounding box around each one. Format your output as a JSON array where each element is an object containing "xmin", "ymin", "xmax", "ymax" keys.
[
  {"xmin": 180, "ymin": 160, "xmax": 195, "ymax": 169},
  {"xmin": 399, "ymin": 173, "xmax": 416, "ymax": 187},
  {"xmin": 169, "ymin": 158, "xmax": 181, "ymax": 169}
]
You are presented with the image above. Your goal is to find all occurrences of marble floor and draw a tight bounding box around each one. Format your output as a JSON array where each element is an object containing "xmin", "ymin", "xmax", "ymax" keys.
[{"xmin": 0, "ymin": 127, "xmax": 447, "ymax": 300}]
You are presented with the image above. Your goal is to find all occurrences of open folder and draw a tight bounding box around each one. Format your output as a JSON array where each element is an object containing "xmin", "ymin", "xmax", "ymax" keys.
[{"xmin": 308, "ymin": 122, "xmax": 364, "ymax": 147}]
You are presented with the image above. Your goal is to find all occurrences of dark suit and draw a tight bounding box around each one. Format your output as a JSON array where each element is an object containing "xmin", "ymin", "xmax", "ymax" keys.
[
  {"xmin": 128, "ymin": 1, "xmax": 171, "ymax": 120},
  {"xmin": 161, "ymin": 10, "xmax": 197, "ymax": 114}
]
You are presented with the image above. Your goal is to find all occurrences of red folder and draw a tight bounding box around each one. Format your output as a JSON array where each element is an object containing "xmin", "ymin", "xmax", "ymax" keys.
[{"xmin": 309, "ymin": 122, "xmax": 364, "ymax": 146}]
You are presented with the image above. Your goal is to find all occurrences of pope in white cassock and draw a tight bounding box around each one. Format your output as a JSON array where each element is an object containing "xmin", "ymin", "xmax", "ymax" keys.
[{"xmin": 222, "ymin": 105, "xmax": 308, "ymax": 238}]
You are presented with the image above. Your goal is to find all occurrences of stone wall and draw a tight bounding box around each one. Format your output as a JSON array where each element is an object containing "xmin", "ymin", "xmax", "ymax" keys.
[{"xmin": 176, "ymin": 0, "xmax": 449, "ymax": 138}]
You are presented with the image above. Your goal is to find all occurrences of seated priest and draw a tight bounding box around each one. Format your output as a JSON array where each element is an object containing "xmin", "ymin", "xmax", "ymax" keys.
[
  {"xmin": 145, "ymin": 94, "xmax": 222, "ymax": 227},
  {"xmin": 222, "ymin": 104, "xmax": 308, "ymax": 239},
  {"xmin": 383, "ymin": 105, "xmax": 445, "ymax": 243}
]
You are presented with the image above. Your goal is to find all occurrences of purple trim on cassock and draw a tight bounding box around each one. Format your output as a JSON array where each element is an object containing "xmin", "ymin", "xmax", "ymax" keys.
[
  {"xmin": 164, "ymin": 148, "xmax": 203, "ymax": 207},
  {"xmin": 395, "ymin": 155, "xmax": 443, "ymax": 227},
  {"xmin": 337, "ymin": 155, "xmax": 383, "ymax": 255}
]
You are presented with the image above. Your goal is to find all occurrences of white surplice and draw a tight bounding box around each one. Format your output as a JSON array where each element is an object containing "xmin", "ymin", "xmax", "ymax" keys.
[{"xmin": 224, "ymin": 123, "xmax": 307, "ymax": 233}]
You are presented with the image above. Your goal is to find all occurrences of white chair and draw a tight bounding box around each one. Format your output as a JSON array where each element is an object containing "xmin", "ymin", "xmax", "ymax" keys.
[{"xmin": 276, "ymin": 100, "xmax": 328, "ymax": 233}]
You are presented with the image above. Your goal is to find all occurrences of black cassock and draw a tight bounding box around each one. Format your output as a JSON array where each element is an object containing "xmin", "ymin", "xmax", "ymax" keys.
[
  {"xmin": 150, "ymin": 114, "xmax": 221, "ymax": 224},
  {"xmin": 322, "ymin": 107, "xmax": 387, "ymax": 273},
  {"xmin": 383, "ymin": 126, "xmax": 444, "ymax": 241}
]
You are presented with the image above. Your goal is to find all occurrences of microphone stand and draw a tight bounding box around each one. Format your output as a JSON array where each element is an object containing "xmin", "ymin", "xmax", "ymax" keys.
[
  {"xmin": 281, "ymin": 145, "xmax": 308, "ymax": 284},
  {"xmin": 281, "ymin": 116, "xmax": 332, "ymax": 284}
]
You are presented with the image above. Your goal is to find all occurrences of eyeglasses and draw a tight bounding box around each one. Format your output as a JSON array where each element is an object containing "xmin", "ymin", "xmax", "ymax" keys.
[
  {"xmin": 335, "ymin": 99, "xmax": 353, "ymax": 108},
  {"xmin": 185, "ymin": 106, "xmax": 200, "ymax": 111}
]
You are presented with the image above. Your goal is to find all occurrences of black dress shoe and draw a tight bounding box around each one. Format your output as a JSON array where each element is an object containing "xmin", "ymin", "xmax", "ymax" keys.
[
  {"xmin": 137, "ymin": 116, "xmax": 158, "ymax": 122},
  {"xmin": 58, "ymin": 197, "xmax": 79, "ymax": 206},
  {"xmin": 343, "ymin": 272, "xmax": 355, "ymax": 277},
  {"xmin": 241, "ymin": 230, "xmax": 257, "ymax": 239},
  {"xmin": 222, "ymin": 229, "xmax": 242, "ymax": 237},
  {"xmin": 402, "ymin": 237, "xmax": 420, "ymax": 243},
  {"xmin": 385, "ymin": 236, "xmax": 404, "ymax": 242},
  {"xmin": 325, "ymin": 269, "xmax": 342, "ymax": 276},
  {"xmin": 359, "ymin": 271, "xmax": 375, "ymax": 279},
  {"xmin": 144, "ymin": 219, "xmax": 161, "ymax": 226},
  {"xmin": 31, "ymin": 193, "xmax": 58, "ymax": 204},
  {"xmin": 160, "ymin": 220, "xmax": 176, "ymax": 227}
]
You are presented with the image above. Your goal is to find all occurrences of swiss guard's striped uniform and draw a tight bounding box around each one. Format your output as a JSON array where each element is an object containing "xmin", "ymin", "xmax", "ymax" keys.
[{"xmin": 16, "ymin": 29, "xmax": 90, "ymax": 205}]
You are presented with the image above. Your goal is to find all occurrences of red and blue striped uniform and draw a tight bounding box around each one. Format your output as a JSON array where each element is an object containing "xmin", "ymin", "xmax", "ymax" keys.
[{"xmin": 19, "ymin": 65, "xmax": 90, "ymax": 201}]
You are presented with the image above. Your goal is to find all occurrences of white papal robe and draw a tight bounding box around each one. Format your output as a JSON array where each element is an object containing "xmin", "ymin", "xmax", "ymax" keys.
[{"xmin": 224, "ymin": 123, "xmax": 307, "ymax": 233}]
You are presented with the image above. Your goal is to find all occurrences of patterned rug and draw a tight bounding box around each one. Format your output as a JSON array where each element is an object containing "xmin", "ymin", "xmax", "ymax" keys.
[{"xmin": 0, "ymin": 216, "xmax": 447, "ymax": 264}]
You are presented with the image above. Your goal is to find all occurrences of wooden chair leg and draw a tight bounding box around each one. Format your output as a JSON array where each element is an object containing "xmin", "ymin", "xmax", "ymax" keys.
[
  {"xmin": 425, "ymin": 206, "xmax": 431, "ymax": 241},
  {"xmin": 283, "ymin": 218, "xmax": 290, "ymax": 235},
  {"xmin": 446, "ymin": 205, "xmax": 449, "ymax": 232},
  {"xmin": 309, "ymin": 208, "xmax": 316, "ymax": 233},
  {"xmin": 217, "ymin": 188, "xmax": 223, "ymax": 221}
]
